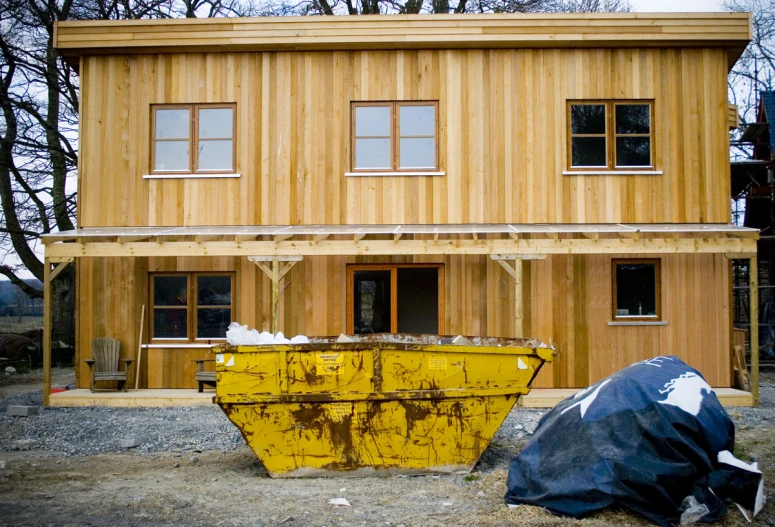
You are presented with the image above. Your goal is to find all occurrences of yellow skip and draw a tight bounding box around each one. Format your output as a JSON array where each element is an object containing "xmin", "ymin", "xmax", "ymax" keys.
[{"xmin": 215, "ymin": 334, "xmax": 554, "ymax": 477}]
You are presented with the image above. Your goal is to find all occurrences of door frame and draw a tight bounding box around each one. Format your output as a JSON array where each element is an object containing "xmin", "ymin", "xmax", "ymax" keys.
[{"xmin": 346, "ymin": 263, "xmax": 445, "ymax": 334}]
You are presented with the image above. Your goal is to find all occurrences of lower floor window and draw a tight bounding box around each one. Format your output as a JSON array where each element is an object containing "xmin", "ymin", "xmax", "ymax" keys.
[
  {"xmin": 612, "ymin": 259, "xmax": 660, "ymax": 320},
  {"xmin": 347, "ymin": 264, "xmax": 444, "ymax": 334},
  {"xmin": 151, "ymin": 273, "xmax": 234, "ymax": 340}
]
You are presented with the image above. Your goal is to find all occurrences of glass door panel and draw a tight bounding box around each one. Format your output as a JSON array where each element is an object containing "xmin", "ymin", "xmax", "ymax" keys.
[
  {"xmin": 397, "ymin": 267, "xmax": 439, "ymax": 334},
  {"xmin": 353, "ymin": 270, "xmax": 392, "ymax": 334}
]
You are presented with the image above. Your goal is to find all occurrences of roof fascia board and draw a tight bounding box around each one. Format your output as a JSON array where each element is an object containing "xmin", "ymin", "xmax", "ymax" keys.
[{"xmin": 54, "ymin": 13, "xmax": 752, "ymax": 70}]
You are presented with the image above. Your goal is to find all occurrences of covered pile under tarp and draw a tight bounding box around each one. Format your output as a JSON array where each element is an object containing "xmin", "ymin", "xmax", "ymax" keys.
[{"xmin": 505, "ymin": 356, "xmax": 764, "ymax": 526}]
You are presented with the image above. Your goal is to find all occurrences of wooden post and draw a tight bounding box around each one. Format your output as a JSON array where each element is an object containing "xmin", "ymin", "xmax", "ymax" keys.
[
  {"xmin": 750, "ymin": 256, "xmax": 760, "ymax": 407},
  {"xmin": 272, "ymin": 259, "xmax": 280, "ymax": 334},
  {"xmin": 42, "ymin": 257, "xmax": 52, "ymax": 407},
  {"xmin": 514, "ymin": 258, "xmax": 523, "ymax": 337},
  {"xmin": 135, "ymin": 305, "xmax": 145, "ymax": 390}
]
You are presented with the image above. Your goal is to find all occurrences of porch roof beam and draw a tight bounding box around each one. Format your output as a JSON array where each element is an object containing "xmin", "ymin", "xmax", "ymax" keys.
[
  {"xmin": 40, "ymin": 223, "xmax": 760, "ymax": 244},
  {"xmin": 42, "ymin": 236, "xmax": 758, "ymax": 258}
]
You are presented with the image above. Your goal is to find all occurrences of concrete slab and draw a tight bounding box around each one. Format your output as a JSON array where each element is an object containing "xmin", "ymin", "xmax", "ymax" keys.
[{"xmin": 7, "ymin": 406, "xmax": 40, "ymax": 417}]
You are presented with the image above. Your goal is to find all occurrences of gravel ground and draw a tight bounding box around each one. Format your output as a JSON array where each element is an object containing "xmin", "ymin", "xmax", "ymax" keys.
[
  {"xmin": 725, "ymin": 377, "xmax": 775, "ymax": 426},
  {"xmin": 0, "ymin": 388, "xmax": 548, "ymax": 459},
  {"xmin": 0, "ymin": 398, "xmax": 243, "ymax": 456},
  {"xmin": 1, "ymin": 369, "xmax": 774, "ymax": 527},
  {"xmin": 0, "ymin": 372, "xmax": 771, "ymax": 459}
]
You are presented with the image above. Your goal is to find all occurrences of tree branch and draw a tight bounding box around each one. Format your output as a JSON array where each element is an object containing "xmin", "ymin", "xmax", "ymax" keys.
[{"xmin": 0, "ymin": 265, "xmax": 43, "ymax": 299}]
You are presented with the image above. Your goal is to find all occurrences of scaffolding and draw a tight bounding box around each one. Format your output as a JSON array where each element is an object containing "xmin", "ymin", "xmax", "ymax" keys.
[{"xmin": 733, "ymin": 259, "xmax": 775, "ymax": 362}]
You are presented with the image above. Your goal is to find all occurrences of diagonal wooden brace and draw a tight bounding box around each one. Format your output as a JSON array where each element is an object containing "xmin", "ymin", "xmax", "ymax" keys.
[
  {"xmin": 490, "ymin": 254, "xmax": 545, "ymax": 338},
  {"xmin": 249, "ymin": 256, "xmax": 303, "ymax": 334}
]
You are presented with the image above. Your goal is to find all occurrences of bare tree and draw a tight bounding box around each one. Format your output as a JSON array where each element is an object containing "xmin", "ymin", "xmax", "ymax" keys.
[
  {"xmin": 727, "ymin": 0, "xmax": 775, "ymax": 158},
  {"xmin": 1, "ymin": 0, "xmax": 87, "ymax": 346},
  {"xmin": 279, "ymin": 0, "xmax": 628, "ymax": 16},
  {"xmin": 12, "ymin": 286, "xmax": 28, "ymax": 322},
  {"xmin": 0, "ymin": 0, "xmax": 264, "ymax": 347}
]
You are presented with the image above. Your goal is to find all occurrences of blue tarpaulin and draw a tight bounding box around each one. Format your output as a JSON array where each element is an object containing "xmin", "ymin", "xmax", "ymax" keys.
[{"xmin": 505, "ymin": 357, "xmax": 763, "ymax": 526}]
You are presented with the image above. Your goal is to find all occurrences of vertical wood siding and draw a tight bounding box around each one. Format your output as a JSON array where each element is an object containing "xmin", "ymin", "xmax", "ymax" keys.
[
  {"xmin": 76, "ymin": 254, "xmax": 731, "ymax": 389},
  {"xmin": 78, "ymin": 48, "xmax": 730, "ymax": 227}
]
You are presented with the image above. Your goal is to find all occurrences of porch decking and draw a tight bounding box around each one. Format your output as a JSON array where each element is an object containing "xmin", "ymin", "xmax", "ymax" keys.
[
  {"xmin": 50, "ymin": 389, "xmax": 215, "ymax": 407},
  {"xmin": 50, "ymin": 387, "xmax": 754, "ymax": 408},
  {"xmin": 520, "ymin": 387, "xmax": 754, "ymax": 408}
]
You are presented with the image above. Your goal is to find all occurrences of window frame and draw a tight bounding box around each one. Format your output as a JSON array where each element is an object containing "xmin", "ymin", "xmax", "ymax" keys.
[
  {"xmin": 150, "ymin": 103, "xmax": 237, "ymax": 175},
  {"xmin": 350, "ymin": 101, "xmax": 439, "ymax": 173},
  {"xmin": 611, "ymin": 258, "xmax": 661, "ymax": 322},
  {"xmin": 150, "ymin": 271, "xmax": 236, "ymax": 342},
  {"xmin": 346, "ymin": 263, "xmax": 445, "ymax": 333},
  {"xmin": 567, "ymin": 100, "xmax": 654, "ymax": 172}
]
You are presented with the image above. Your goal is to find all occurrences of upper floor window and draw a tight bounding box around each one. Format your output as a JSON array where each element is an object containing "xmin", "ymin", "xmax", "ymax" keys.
[
  {"xmin": 151, "ymin": 104, "xmax": 235, "ymax": 174},
  {"xmin": 151, "ymin": 273, "xmax": 234, "ymax": 340},
  {"xmin": 568, "ymin": 101, "xmax": 653, "ymax": 171},
  {"xmin": 351, "ymin": 102, "xmax": 438, "ymax": 172}
]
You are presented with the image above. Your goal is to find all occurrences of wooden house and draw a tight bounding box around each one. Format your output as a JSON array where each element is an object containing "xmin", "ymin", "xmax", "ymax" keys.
[{"xmin": 43, "ymin": 13, "xmax": 761, "ymax": 405}]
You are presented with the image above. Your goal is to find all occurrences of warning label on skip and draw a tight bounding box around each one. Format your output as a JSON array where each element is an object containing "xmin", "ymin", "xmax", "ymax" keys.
[
  {"xmin": 429, "ymin": 356, "xmax": 447, "ymax": 370},
  {"xmin": 327, "ymin": 403, "xmax": 352, "ymax": 422},
  {"xmin": 216, "ymin": 354, "xmax": 235, "ymax": 367},
  {"xmin": 316, "ymin": 352, "xmax": 344, "ymax": 376}
]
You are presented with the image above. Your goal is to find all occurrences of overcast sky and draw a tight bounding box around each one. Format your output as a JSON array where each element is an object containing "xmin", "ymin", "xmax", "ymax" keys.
[{"xmin": 631, "ymin": 0, "xmax": 724, "ymax": 11}]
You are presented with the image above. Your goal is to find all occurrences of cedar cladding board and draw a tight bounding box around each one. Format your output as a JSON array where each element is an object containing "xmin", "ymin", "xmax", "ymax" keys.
[{"xmin": 50, "ymin": 14, "xmax": 755, "ymax": 391}]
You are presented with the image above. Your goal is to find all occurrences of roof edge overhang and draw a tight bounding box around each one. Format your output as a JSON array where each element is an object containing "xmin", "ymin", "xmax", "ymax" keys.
[
  {"xmin": 54, "ymin": 12, "xmax": 752, "ymax": 73},
  {"xmin": 41, "ymin": 223, "xmax": 759, "ymax": 259}
]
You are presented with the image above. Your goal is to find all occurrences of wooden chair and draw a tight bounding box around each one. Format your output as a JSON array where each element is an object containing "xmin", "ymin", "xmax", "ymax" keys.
[
  {"xmin": 194, "ymin": 359, "xmax": 217, "ymax": 392},
  {"xmin": 85, "ymin": 338, "xmax": 133, "ymax": 392},
  {"xmin": 732, "ymin": 344, "xmax": 751, "ymax": 392}
]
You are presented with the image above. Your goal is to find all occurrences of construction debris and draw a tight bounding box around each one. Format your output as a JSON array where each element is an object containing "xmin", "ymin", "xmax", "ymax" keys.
[{"xmin": 225, "ymin": 322, "xmax": 309, "ymax": 345}]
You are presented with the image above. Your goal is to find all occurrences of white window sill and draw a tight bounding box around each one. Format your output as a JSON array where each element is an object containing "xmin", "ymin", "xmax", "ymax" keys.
[
  {"xmin": 143, "ymin": 173, "xmax": 241, "ymax": 179},
  {"xmin": 607, "ymin": 321, "xmax": 668, "ymax": 326},
  {"xmin": 143, "ymin": 343, "xmax": 219, "ymax": 348},
  {"xmin": 345, "ymin": 171, "xmax": 445, "ymax": 177},
  {"xmin": 563, "ymin": 170, "xmax": 663, "ymax": 176}
]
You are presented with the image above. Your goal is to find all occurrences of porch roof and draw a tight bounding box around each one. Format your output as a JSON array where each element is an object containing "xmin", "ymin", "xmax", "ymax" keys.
[
  {"xmin": 39, "ymin": 222, "xmax": 764, "ymax": 408},
  {"xmin": 40, "ymin": 223, "xmax": 759, "ymax": 259}
]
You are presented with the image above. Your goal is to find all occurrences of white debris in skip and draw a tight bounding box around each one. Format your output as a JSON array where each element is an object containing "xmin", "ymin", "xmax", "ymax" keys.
[
  {"xmin": 328, "ymin": 497, "xmax": 351, "ymax": 508},
  {"xmin": 225, "ymin": 322, "xmax": 310, "ymax": 345}
]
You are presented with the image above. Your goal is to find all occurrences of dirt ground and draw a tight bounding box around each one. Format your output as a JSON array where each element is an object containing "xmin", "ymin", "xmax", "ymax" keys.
[
  {"xmin": 0, "ymin": 371, "xmax": 773, "ymax": 527},
  {"xmin": 0, "ymin": 368, "xmax": 73, "ymax": 398}
]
